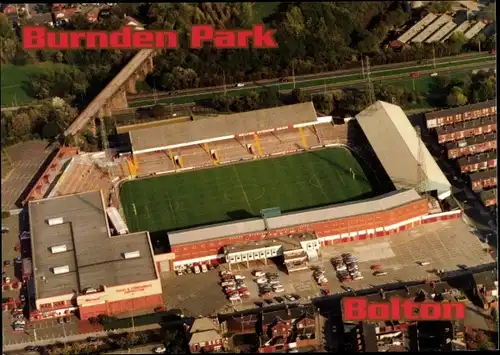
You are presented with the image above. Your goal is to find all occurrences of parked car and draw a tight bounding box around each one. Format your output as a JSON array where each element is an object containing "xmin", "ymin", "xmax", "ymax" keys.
[
  {"xmin": 221, "ymin": 280, "xmax": 235, "ymax": 287},
  {"xmin": 234, "ymin": 275, "xmax": 245, "ymax": 280},
  {"xmin": 284, "ymin": 295, "xmax": 296, "ymax": 302},
  {"xmin": 264, "ymin": 299, "xmax": 274, "ymax": 305},
  {"xmin": 20, "ymin": 295, "xmax": 25, "ymax": 303},
  {"xmin": 254, "ymin": 270, "xmax": 265, "ymax": 277},
  {"xmin": 193, "ymin": 265, "xmax": 201, "ymax": 274},
  {"xmin": 236, "ymin": 83, "xmax": 245, "ymax": 87},
  {"xmin": 87, "ymin": 337, "xmax": 99, "ymax": 342},
  {"xmin": 373, "ymin": 270, "xmax": 388, "ymax": 276},
  {"xmin": 153, "ymin": 346, "xmax": 167, "ymax": 354},
  {"xmin": 201, "ymin": 264, "xmax": 208, "ymax": 273},
  {"xmin": 58, "ymin": 318, "xmax": 64, "ymax": 324},
  {"xmin": 1, "ymin": 226, "xmax": 9, "ymax": 233},
  {"xmin": 273, "ymin": 286, "xmax": 285, "ymax": 293},
  {"xmin": 335, "ymin": 264, "xmax": 347, "ymax": 272},
  {"xmin": 256, "ymin": 278, "xmax": 267, "ymax": 284},
  {"xmin": 154, "ymin": 306, "xmax": 167, "ymax": 313},
  {"xmin": 186, "ymin": 267, "xmax": 192, "ymax": 274},
  {"xmin": 419, "ymin": 261, "xmax": 430, "ymax": 266},
  {"xmin": 229, "ymin": 294, "xmax": 241, "ymax": 301},
  {"xmin": 275, "ymin": 296, "xmax": 285, "ymax": 303},
  {"xmin": 269, "ymin": 279, "xmax": 281, "ymax": 285},
  {"xmin": 3, "ymin": 261, "xmax": 10, "ymax": 267}
]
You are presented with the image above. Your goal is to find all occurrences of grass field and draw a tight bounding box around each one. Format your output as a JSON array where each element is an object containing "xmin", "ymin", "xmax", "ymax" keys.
[
  {"xmin": 120, "ymin": 148, "xmax": 374, "ymax": 234},
  {"xmin": 0, "ymin": 63, "xmax": 70, "ymax": 107}
]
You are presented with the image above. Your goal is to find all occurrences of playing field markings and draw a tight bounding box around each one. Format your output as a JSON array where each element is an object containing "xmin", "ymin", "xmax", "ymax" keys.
[
  {"xmin": 166, "ymin": 191, "xmax": 177, "ymax": 225},
  {"xmin": 145, "ymin": 204, "xmax": 150, "ymax": 217},
  {"xmin": 233, "ymin": 166, "xmax": 253, "ymax": 214},
  {"xmin": 309, "ymin": 163, "xmax": 329, "ymax": 201},
  {"xmin": 336, "ymin": 171, "xmax": 345, "ymax": 186}
]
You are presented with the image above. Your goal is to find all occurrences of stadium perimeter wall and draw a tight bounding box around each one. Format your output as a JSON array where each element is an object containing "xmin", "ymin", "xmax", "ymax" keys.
[{"xmin": 157, "ymin": 203, "xmax": 462, "ymax": 272}]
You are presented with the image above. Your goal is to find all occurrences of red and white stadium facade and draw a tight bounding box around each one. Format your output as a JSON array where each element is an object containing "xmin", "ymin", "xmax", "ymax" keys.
[
  {"xmin": 31, "ymin": 279, "xmax": 163, "ymax": 321},
  {"xmin": 154, "ymin": 200, "xmax": 463, "ymax": 273}
]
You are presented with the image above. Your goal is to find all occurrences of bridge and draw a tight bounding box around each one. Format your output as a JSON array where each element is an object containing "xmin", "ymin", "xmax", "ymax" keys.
[{"xmin": 64, "ymin": 49, "xmax": 158, "ymax": 137}]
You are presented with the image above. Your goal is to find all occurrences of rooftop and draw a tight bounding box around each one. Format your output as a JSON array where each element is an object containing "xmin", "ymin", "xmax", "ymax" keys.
[
  {"xmin": 224, "ymin": 231, "xmax": 317, "ymax": 255},
  {"xmin": 355, "ymin": 101, "xmax": 451, "ymax": 199},
  {"xmin": 168, "ymin": 189, "xmax": 425, "ymax": 247},
  {"xmin": 425, "ymin": 100, "xmax": 496, "ymax": 120},
  {"xmin": 457, "ymin": 151, "xmax": 497, "ymax": 167},
  {"xmin": 435, "ymin": 115, "xmax": 497, "ymax": 136},
  {"xmin": 469, "ymin": 168, "xmax": 497, "ymax": 181},
  {"xmin": 29, "ymin": 190, "xmax": 157, "ymax": 300},
  {"xmin": 445, "ymin": 132, "xmax": 496, "ymax": 150},
  {"xmin": 129, "ymin": 102, "xmax": 318, "ymax": 153}
]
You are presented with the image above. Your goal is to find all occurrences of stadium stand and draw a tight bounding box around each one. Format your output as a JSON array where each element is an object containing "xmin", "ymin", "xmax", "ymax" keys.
[{"xmin": 355, "ymin": 101, "xmax": 451, "ymax": 200}]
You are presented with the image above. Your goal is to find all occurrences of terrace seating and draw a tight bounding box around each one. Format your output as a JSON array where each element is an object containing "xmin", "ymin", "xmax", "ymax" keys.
[{"xmin": 136, "ymin": 151, "xmax": 176, "ymax": 176}]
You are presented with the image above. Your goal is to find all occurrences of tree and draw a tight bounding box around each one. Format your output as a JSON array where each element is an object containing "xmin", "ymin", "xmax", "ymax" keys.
[
  {"xmin": 446, "ymin": 86, "xmax": 468, "ymax": 107},
  {"xmin": 291, "ymin": 88, "xmax": 305, "ymax": 104},
  {"xmin": 0, "ymin": 13, "xmax": 19, "ymax": 64},
  {"xmin": 448, "ymin": 32, "xmax": 468, "ymax": 55},
  {"xmin": 312, "ymin": 93, "xmax": 334, "ymax": 113}
]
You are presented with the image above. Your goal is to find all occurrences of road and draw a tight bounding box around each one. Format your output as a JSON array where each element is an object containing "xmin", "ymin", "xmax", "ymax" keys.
[
  {"xmin": 127, "ymin": 52, "xmax": 494, "ymax": 106},
  {"xmin": 103, "ymin": 343, "xmax": 164, "ymax": 354}
]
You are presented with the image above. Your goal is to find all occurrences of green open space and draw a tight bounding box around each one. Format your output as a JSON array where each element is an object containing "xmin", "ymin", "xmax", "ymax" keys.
[
  {"xmin": 130, "ymin": 55, "xmax": 495, "ymax": 107},
  {"xmin": 0, "ymin": 63, "xmax": 70, "ymax": 107},
  {"xmin": 120, "ymin": 148, "xmax": 374, "ymax": 233}
]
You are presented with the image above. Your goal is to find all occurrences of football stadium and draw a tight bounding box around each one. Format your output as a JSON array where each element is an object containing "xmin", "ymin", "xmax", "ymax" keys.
[{"xmin": 23, "ymin": 100, "xmax": 462, "ymax": 320}]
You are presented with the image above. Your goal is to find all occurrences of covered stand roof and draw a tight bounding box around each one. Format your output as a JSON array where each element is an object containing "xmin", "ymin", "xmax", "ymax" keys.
[
  {"xmin": 129, "ymin": 102, "xmax": 318, "ymax": 153},
  {"xmin": 355, "ymin": 101, "xmax": 451, "ymax": 200}
]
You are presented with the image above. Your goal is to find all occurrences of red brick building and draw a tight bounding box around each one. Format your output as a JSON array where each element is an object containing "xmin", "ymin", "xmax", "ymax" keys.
[
  {"xmin": 435, "ymin": 116, "xmax": 497, "ymax": 144},
  {"xmin": 445, "ymin": 132, "xmax": 497, "ymax": 160},
  {"xmin": 479, "ymin": 189, "xmax": 497, "ymax": 207},
  {"xmin": 188, "ymin": 317, "xmax": 224, "ymax": 353},
  {"xmin": 457, "ymin": 151, "xmax": 497, "ymax": 174},
  {"xmin": 470, "ymin": 169, "xmax": 497, "ymax": 191},
  {"xmin": 425, "ymin": 100, "xmax": 497, "ymax": 129}
]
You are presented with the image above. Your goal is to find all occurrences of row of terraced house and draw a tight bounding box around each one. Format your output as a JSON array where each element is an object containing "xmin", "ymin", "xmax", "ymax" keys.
[{"xmin": 425, "ymin": 100, "xmax": 497, "ymax": 207}]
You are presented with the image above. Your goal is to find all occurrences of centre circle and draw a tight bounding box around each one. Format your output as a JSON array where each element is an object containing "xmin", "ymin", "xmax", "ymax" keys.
[{"xmin": 224, "ymin": 184, "xmax": 265, "ymax": 203}]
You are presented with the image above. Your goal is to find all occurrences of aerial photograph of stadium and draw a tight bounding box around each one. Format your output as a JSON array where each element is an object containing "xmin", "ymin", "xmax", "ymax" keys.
[{"xmin": 1, "ymin": 1, "xmax": 497, "ymax": 354}]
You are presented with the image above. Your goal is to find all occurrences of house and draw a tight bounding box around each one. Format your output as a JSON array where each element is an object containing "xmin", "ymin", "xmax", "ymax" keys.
[
  {"xmin": 2, "ymin": 4, "xmax": 17, "ymax": 14},
  {"xmin": 435, "ymin": 116, "xmax": 497, "ymax": 144},
  {"xmin": 188, "ymin": 317, "xmax": 224, "ymax": 353},
  {"xmin": 425, "ymin": 100, "xmax": 496, "ymax": 129},
  {"xmin": 445, "ymin": 132, "xmax": 496, "ymax": 160},
  {"xmin": 472, "ymin": 270, "xmax": 498, "ymax": 310},
  {"xmin": 80, "ymin": 5, "xmax": 100, "ymax": 22},
  {"xmin": 123, "ymin": 15, "xmax": 144, "ymax": 30},
  {"xmin": 469, "ymin": 168, "xmax": 497, "ymax": 191},
  {"xmin": 457, "ymin": 151, "xmax": 497, "ymax": 173},
  {"xmin": 218, "ymin": 310, "xmax": 260, "ymax": 334},
  {"xmin": 31, "ymin": 13, "xmax": 54, "ymax": 26},
  {"xmin": 479, "ymin": 189, "xmax": 497, "ymax": 207}
]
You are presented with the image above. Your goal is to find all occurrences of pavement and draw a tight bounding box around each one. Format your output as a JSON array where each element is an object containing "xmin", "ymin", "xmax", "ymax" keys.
[
  {"xmin": 103, "ymin": 343, "xmax": 165, "ymax": 354},
  {"xmin": 1, "ymin": 141, "xmax": 53, "ymax": 211},
  {"xmin": 160, "ymin": 219, "xmax": 494, "ymax": 318}
]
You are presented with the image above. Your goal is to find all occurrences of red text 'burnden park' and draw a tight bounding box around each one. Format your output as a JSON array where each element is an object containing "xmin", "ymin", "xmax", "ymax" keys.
[{"xmin": 22, "ymin": 25, "xmax": 278, "ymax": 50}]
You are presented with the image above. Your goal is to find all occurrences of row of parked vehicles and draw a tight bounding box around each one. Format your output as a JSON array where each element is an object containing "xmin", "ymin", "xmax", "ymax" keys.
[
  {"xmin": 332, "ymin": 254, "xmax": 364, "ymax": 283},
  {"xmin": 256, "ymin": 270, "xmax": 285, "ymax": 296},
  {"xmin": 312, "ymin": 266, "xmax": 329, "ymax": 287},
  {"xmin": 176, "ymin": 263, "xmax": 216, "ymax": 276},
  {"xmin": 220, "ymin": 271, "xmax": 250, "ymax": 302}
]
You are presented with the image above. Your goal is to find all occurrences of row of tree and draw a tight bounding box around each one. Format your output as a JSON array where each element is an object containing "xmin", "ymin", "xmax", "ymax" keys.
[{"xmin": 1, "ymin": 98, "xmax": 76, "ymax": 148}]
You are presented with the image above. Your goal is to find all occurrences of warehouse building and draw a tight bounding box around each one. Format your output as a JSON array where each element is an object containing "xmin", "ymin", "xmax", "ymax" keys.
[
  {"xmin": 442, "ymin": 20, "xmax": 471, "ymax": 42},
  {"xmin": 27, "ymin": 190, "xmax": 162, "ymax": 320},
  {"xmin": 395, "ymin": 13, "xmax": 438, "ymax": 45},
  {"xmin": 425, "ymin": 100, "xmax": 496, "ymax": 129},
  {"xmin": 445, "ymin": 132, "xmax": 497, "ymax": 159},
  {"xmin": 412, "ymin": 14, "xmax": 453, "ymax": 43},
  {"xmin": 425, "ymin": 20, "xmax": 458, "ymax": 43},
  {"xmin": 355, "ymin": 101, "xmax": 452, "ymax": 200},
  {"xmin": 464, "ymin": 21, "xmax": 487, "ymax": 39}
]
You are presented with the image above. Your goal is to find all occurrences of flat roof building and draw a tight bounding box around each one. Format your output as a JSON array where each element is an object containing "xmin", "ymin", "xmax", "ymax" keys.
[{"xmin": 28, "ymin": 190, "xmax": 162, "ymax": 320}]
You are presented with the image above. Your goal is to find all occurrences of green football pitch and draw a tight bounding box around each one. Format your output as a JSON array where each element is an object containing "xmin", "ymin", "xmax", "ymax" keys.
[{"xmin": 119, "ymin": 147, "xmax": 375, "ymax": 233}]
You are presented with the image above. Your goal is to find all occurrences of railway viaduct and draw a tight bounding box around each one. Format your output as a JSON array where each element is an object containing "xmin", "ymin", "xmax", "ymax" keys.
[{"xmin": 64, "ymin": 49, "xmax": 158, "ymax": 137}]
